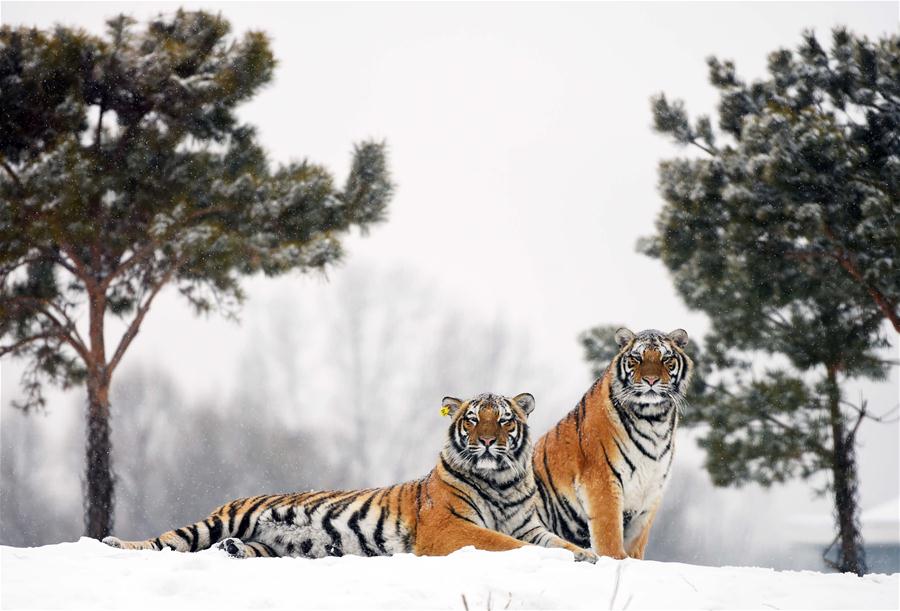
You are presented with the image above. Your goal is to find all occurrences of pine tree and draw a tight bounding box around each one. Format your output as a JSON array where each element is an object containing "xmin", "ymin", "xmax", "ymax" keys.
[
  {"xmin": 634, "ymin": 28, "xmax": 897, "ymax": 575},
  {"xmin": 0, "ymin": 11, "xmax": 394, "ymax": 539}
]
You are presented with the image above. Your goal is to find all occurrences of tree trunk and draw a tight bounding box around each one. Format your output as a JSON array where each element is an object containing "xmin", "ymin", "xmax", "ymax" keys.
[
  {"xmin": 84, "ymin": 284, "xmax": 114, "ymax": 540},
  {"xmin": 825, "ymin": 366, "xmax": 866, "ymax": 575},
  {"xmin": 84, "ymin": 375, "xmax": 114, "ymax": 539}
]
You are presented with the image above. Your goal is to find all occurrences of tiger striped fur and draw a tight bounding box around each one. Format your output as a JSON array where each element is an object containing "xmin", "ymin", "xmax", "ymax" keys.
[
  {"xmin": 103, "ymin": 392, "xmax": 597, "ymax": 563},
  {"xmin": 533, "ymin": 328, "xmax": 693, "ymax": 559}
]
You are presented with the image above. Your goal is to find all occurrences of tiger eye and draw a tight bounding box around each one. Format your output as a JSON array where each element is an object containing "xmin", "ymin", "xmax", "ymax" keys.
[{"xmin": 627, "ymin": 356, "xmax": 639, "ymax": 367}]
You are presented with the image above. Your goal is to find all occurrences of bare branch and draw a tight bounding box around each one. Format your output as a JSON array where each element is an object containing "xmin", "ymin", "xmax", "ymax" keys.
[
  {"xmin": 822, "ymin": 533, "xmax": 841, "ymax": 571},
  {"xmin": 872, "ymin": 409, "xmax": 900, "ymax": 425},
  {"xmin": 842, "ymin": 394, "xmax": 900, "ymax": 446},
  {"xmin": 846, "ymin": 399, "xmax": 868, "ymax": 445},
  {"xmin": 839, "ymin": 395, "xmax": 868, "ymax": 416}
]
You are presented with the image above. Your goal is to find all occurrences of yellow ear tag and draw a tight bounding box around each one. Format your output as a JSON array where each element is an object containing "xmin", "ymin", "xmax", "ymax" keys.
[{"xmin": 440, "ymin": 406, "xmax": 451, "ymax": 417}]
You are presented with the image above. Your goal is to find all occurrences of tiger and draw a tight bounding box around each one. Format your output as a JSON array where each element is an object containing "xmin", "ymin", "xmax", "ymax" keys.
[
  {"xmin": 103, "ymin": 392, "xmax": 597, "ymax": 563},
  {"xmin": 532, "ymin": 328, "xmax": 693, "ymax": 560}
]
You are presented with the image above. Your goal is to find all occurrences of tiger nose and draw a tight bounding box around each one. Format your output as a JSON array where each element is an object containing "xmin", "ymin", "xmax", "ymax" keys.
[
  {"xmin": 479, "ymin": 436, "xmax": 496, "ymax": 447},
  {"xmin": 643, "ymin": 375, "xmax": 659, "ymax": 386}
]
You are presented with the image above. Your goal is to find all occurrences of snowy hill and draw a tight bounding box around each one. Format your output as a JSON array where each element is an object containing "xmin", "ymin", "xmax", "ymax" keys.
[{"xmin": 2, "ymin": 539, "xmax": 897, "ymax": 609}]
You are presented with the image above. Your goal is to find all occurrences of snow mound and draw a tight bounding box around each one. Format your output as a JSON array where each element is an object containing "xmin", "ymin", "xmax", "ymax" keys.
[{"xmin": 2, "ymin": 538, "xmax": 897, "ymax": 609}]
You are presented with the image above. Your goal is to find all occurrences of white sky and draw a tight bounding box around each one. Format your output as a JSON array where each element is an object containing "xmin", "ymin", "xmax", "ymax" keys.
[{"xmin": 2, "ymin": 1, "xmax": 898, "ymax": 525}]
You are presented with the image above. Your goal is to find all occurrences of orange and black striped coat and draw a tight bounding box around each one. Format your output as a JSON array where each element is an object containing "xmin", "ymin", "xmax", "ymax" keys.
[
  {"xmin": 104, "ymin": 393, "xmax": 596, "ymax": 562},
  {"xmin": 533, "ymin": 328, "xmax": 693, "ymax": 559}
]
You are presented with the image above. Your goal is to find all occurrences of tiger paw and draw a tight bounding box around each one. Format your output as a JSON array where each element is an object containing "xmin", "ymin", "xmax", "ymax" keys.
[
  {"xmin": 102, "ymin": 536, "xmax": 124, "ymax": 549},
  {"xmin": 573, "ymin": 548, "xmax": 598, "ymax": 564},
  {"xmin": 217, "ymin": 537, "xmax": 247, "ymax": 559}
]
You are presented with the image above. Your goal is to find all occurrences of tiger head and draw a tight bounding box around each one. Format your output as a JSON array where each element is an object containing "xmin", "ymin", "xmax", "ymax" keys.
[
  {"xmin": 610, "ymin": 328, "xmax": 693, "ymax": 406},
  {"xmin": 441, "ymin": 392, "xmax": 535, "ymax": 474}
]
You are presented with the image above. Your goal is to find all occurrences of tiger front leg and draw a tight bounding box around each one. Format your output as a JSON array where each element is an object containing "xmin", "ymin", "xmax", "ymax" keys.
[
  {"xmin": 217, "ymin": 538, "xmax": 278, "ymax": 558},
  {"xmin": 531, "ymin": 529, "xmax": 598, "ymax": 563},
  {"xmin": 579, "ymin": 470, "xmax": 628, "ymax": 559},
  {"xmin": 417, "ymin": 521, "xmax": 528, "ymax": 557},
  {"xmin": 517, "ymin": 512, "xmax": 598, "ymax": 563}
]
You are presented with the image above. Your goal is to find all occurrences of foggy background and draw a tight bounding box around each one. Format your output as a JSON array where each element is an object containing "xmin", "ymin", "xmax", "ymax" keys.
[{"xmin": 1, "ymin": 1, "xmax": 897, "ymax": 570}]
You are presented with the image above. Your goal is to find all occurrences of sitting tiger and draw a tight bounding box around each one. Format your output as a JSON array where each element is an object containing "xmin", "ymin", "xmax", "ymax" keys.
[
  {"xmin": 104, "ymin": 392, "xmax": 597, "ymax": 563},
  {"xmin": 533, "ymin": 328, "xmax": 693, "ymax": 559}
]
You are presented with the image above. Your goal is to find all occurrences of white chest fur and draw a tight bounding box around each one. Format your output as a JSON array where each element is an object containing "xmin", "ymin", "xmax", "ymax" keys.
[
  {"xmin": 623, "ymin": 449, "xmax": 673, "ymax": 512},
  {"xmin": 613, "ymin": 400, "xmax": 678, "ymax": 544}
]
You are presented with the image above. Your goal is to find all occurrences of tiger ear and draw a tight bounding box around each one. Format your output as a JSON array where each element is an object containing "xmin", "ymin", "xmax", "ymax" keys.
[
  {"xmin": 667, "ymin": 329, "xmax": 689, "ymax": 348},
  {"xmin": 441, "ymin": 396, "xmax": 463, "ymax": 417},
  {"xmin": 614, "ymin": 328, "xmax": 635, "ymax": 348},
  {"xmin": 512, "ymin": 393, "xmax": 535, "ymax": 417}
]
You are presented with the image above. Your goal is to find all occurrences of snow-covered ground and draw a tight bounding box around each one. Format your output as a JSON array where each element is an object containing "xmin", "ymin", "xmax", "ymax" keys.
[{"xmin": 1, "ymin": 538, "xmax": 897, "ymax": 610}]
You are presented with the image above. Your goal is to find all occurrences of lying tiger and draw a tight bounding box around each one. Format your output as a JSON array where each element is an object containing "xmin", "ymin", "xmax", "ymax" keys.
[{"xmin": 104, "ymin": 392, "xmax": 597, "ymax": 563}]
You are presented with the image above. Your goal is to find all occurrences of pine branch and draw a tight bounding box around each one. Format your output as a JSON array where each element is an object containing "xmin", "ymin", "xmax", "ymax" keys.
[
  {"xmin": 51, "ymin": 249, "xmax": 81, "ymax": 278},
  {"xmin": 3, "ymin": 295, "xmax": 91, "ymax": 362},
  {"xmin": 759, "ymin": 411, "xmax": 829, "ymax": 455},
  {"xmin": 822, "ymin": 225, "xmax": 900, "ymax": 333},
  {"xmin": 786, "ymin": 233, "xmax": 899, "ymax": 333},
  {"xmin": 106, "ymin": 261, "xmax": 180, "ymax": 377},
  {"xmin": 44, "ymin": 298, "xmax": 89, "ymax": 353},
  {"xmin": 0, "ymin": 332, "xmax": 61, "ymax": 357},
  {"xmin": 105, "ymin": 205, "xmax": 230, "ymax": 287},
  {"xmin": 94, "ymin": 103, "xmax": 105, "ymax": 152},
  {"xmin": 687, "ymin": 137, "xmax": 716, "ymax": 156},
  {"xmin": 57, "ymin": 242, "xmax": 94, "ymax": 288},
  {"xmin": 0, "ymin": 157, "xmax": 22, "ymax": 188},
  {"xmin": 759, "ymin": 411, "xmax": 800, "ymax": 434},
  {"xmin": 0, "ymin": 253, "xmax": 50, "ymax": 280},
  {"xmin": 764, "ymin": 312, "xmax": 792, "ymax": 331}
]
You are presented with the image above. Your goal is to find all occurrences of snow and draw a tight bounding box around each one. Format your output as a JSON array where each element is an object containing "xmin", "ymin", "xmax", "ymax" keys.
[{"xmin": 2, "ymin": 539, "xmax": 897, "ymax": 610}]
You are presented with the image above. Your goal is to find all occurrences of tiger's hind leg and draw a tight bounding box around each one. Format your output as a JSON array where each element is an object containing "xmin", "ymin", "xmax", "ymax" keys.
[
  {"xmin": 217, "ymin": 538, "xmax": 278, "ymax": 558},
  {"xmin": 102, "ymin": 513, "xmax": 227, "ymax": 552},
  {"xmin": 101, "ymin": 495, "xmax": 285, "ymax": 553}
]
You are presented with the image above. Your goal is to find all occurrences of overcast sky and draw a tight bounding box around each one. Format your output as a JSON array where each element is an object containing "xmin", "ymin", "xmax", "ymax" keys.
[{"xmin": 2, "ymin": 1, "xmax": 897, "ymax": 526}]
